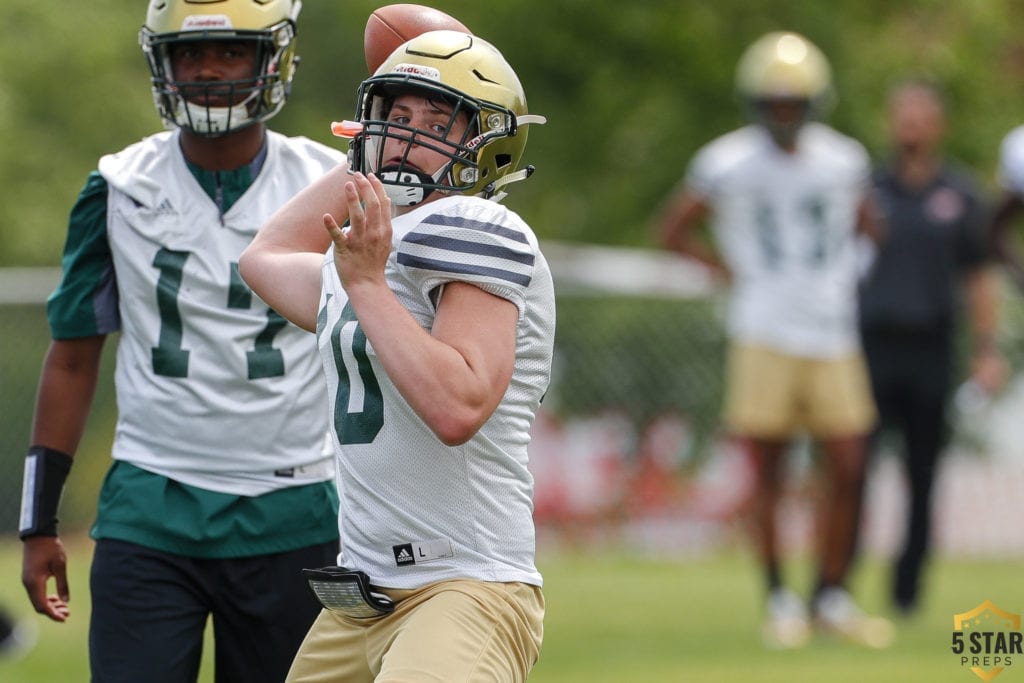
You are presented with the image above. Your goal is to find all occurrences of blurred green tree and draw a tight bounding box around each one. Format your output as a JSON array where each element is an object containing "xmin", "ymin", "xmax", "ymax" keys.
[{"xmin": 2, "ymin": 0, "xmax": 1024, "ymax": 263}]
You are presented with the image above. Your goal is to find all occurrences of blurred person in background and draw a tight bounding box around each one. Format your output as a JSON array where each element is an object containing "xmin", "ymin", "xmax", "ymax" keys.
[
  {"xmin": 656, "ymin": 31, "xmax": 892, "ymax": 649},
  {"xmin": 859, "ymin": 79, "xmax": 1005, "ymax": 616},
  {"xmin": 18, "ymin": 1, "xmax": 343, "ymax": 681},
  {"xmin": 988, "ymin": 92, "xmax": 1024, "ymax": 291}
]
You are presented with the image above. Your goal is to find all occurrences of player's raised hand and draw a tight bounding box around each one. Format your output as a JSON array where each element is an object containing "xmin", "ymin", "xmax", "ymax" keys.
[{"xmin": 326, "ymin": 172, "xmax": 393, "ymax": 290}]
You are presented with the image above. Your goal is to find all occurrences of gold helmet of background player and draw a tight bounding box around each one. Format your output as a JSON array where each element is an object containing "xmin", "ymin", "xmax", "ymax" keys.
[
  {"xmin": 735, "ymin": 31, "xmax": 833, "ymax": 147},
  {"xmin": 140, "ymin": 0, "xmax": 302, "ymax": 136}
]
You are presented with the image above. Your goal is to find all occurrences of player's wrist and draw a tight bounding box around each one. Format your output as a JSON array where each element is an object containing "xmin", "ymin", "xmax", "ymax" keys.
[{"xmin": 19, "ymin": 445, "xmax": 73, "ymax": 540}]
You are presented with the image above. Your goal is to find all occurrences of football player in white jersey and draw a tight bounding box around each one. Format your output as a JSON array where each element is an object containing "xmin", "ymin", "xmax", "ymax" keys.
[
  {"xmin": 656, "ymin": 32, "xmax": 891, "ymax": 649},
  {"xmin": 990, "ymin": 116, "xmax": 1024, "ymax": 286},
  {"xmin": 239, "ymin": 30, "xmax": 553, "ymax": 682},
  {"xmin": 18, "ymin": 2, "xmax": 345, "ymax": 681}
]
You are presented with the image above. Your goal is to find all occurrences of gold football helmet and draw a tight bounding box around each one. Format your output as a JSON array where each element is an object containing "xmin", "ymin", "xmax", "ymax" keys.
[
  {"xmin": 345, "ymin": 30, "xmax": 546, "ymax": 206},
  {"xmin": 140, "ymin": 0, "xmax": 302, "ymax": 136},
  {"xmin": 735, "ymin": 32, "xmax": 833, "ymax": 146}
]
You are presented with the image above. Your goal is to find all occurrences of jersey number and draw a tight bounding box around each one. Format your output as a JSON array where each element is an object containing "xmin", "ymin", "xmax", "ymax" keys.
[
  {"xmin": 755, "ymin": 195, "xmax": 835, "ymax": 269},
  {"xmin": 319, "ymin": 296, "xmax": 384, "ymax": 444},
  {"xmin": 151, "ymin": 247, "xmax": 286, "ymax": 379}
]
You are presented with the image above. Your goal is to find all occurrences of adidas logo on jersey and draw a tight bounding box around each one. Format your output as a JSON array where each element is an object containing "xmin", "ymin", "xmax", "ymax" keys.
[
  {"xmin": 392, "ymin": 538, "xmax": 454, "ymax": 566},
  {"xmin": 155, "ymin": 198, "xmax": 176, "ymax": 216},
  {"xmin": 392, "ymin": 544, "xmax": 416, "ymax": 566}
]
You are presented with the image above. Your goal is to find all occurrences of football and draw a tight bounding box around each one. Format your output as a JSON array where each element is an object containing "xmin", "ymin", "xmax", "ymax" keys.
[{"xmin": 364, "ymin": 4, "xmax": 471, "ymax": 74}]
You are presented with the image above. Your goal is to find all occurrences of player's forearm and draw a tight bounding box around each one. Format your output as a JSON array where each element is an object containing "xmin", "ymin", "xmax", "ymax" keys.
[
  {"xmin": 30, "ymin": 338, "xmax": 105, "ymax": 454},
  {"xmin": 241, "ymin": 165, "xmax": 353, "ymax": 331},
  {"xmin": 856, "ymin": 192, "xmax": 886, "ymax": 245},
  {"xmin": 966, "ymin": 267, "xmax": 1000, "ymax": 351},
  {"xmin": 239, "ymin": 249, "xmax": 323, "ymax": 332},
  {"xmin": 656, "ymin": 192, "xmax": 728, "ymax": 273},
  {"xmin": 965, "ymin": 267, "xmax": 1008, "ymax": 394},
  {"xmin": 254, "ymin": 163, "xmax": 352, "ymax": 256},
  {"xmin": 345, "ymin": 281, "xmax": 510, "ymax": 446}
]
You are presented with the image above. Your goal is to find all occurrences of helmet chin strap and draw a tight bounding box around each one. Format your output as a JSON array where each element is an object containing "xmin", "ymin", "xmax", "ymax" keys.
[
  {"xmin": 481, "ymin": 115, "xmax": 545, "ymax": 201},
  {"xmin": 481, "ymin": 165, "xmax": 536, "ymax": 203},
  {"xmin": 177, "ymin": 94, "xmax": 258, "ymax": 136},
  {"xmin": 378, "ymin": 166, "xmax": 448, "ymax": 207},
  {"xmin": 379, "ymin": 171, "xmax": 429, "ymax": 206},
  {"xmin": 367, "ymin": 113, "xmax": 548, "ymax": 207}
]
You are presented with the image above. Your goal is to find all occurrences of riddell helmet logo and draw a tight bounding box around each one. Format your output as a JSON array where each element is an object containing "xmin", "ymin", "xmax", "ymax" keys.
[
  {"xmin": 182, "ymin": 14, "xmax": 233, "ymax": 31},
  {"xmin": 390, "ymin": 64, "xmax": 441, "ymax": 82},
  {"xmin": 952, "ymin": 600, "xmax": 1023, "ymax": 681}
]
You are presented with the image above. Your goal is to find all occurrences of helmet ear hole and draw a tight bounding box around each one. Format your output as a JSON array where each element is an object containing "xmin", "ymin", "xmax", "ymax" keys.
[{"xmin": 495, "ymin": 153, "xmax": 513, "ymax": 170}]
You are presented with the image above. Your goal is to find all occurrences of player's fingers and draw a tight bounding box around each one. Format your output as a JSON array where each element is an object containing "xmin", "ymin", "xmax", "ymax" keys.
[
  {"xmin": 352, "ymin": 172, "xmax": 384, "ymax": 232},
  {"xmin": 366, "ymin": 173, "xmax": 392, "ymax": 219},
  {"xmin": 23, "ymin": 573, "xmax": 64, "ymax": 621},
  {"xmin": 344, "ymin": 176, "xmax": 366, "ymax": 232},
  {"xmin": 323, "ymin": 213, "xmax": 348, "ymax": 248},
  {"xmin": 24, "ymin": 582, "xmax": 49, "ymax": 615},
  {"xmin": 53, "ymin": 565, "xmax": 70, "ymax": 602},
  {"xmin": 45, "ymin": 594, "xmax": 70, "ymax": 623},
  {"xmin": 22, "ymin": 554, "xmax": 51, "ymax": 612},
  {"xmin": 358, "ymin": 173, "xmax": 392, "ymax": 246},
  {"xmin": 359, "ymin": 188, "xmax": 383, "ymax": 237}
]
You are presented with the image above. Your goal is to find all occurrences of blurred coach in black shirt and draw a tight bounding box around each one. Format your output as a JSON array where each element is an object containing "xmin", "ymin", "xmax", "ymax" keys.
[{"xmin": 858, "ymin": 79, "xmax": 1006, "ymax": 615}]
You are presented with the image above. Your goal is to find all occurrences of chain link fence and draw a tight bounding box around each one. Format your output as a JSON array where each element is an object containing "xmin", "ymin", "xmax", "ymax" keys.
[{"xmin": 3, "ymin": 247, "xmax": 1024, "ymax": 551}]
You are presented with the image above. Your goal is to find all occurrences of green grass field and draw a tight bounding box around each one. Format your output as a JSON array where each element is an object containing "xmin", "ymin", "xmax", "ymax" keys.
[{"xmin": 1, "ymin": 534, "xmax": 1021, "ymax": 682}]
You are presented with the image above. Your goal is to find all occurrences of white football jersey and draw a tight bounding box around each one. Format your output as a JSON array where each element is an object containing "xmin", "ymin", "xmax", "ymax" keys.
[
  {"xmin": 998, "ymin": 124, "xmax": 1024, "ymax": 193},
  {"xmin": 687, "ymin": 123, "xmax": 870, "ymax": 357},
  {"xmin": 317, "ymin": 195, "xmax": 555, "ymax": 589},
  {"xmin": 98, "ymin": 130, "xmax": 344, "ymax": 495}
]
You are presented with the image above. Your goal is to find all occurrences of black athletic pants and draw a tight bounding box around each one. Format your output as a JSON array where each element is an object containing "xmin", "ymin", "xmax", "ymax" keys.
[
  {"xmin": 89, "ymin": 537, "xmax": 337, "ymax": 683},
  {"xmin": 861, "ymin": 327, "xmax": 954, "ymax": 611}
]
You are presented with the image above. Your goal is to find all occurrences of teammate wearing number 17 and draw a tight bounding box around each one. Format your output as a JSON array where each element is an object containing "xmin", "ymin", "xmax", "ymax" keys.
[
  {"xmin": 19, "ymin": 1, "xmax": 344, "ymax": 681},
  {"xmin": 239, "ymin": 29, "xmax": 553, "ymax": 682},
  {"xmin": 656, "ymin": 32, "xmax": 890, "ymax": 648}
]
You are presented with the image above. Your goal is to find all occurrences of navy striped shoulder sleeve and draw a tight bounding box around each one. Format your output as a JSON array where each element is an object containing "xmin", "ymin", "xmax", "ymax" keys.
[{"xmin": 396, "ymin": 199, "xmax": 538, "ymax": 309}]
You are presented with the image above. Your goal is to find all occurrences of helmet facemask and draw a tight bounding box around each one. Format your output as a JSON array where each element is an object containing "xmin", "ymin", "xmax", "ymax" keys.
[
  {"xmin": 349, "ymin": 76, "xmax": 519, "ymax": 207},
  {"xmin": 140, "ymin": 19, "xmax": 296, "ymax": 136},
  {"xmin": 338, "ymin": 31, "xmax": 543, "ymax": 206},
  {"xmin": 745, "ymin": 96, "xmax": 817, "ymax": 149}
]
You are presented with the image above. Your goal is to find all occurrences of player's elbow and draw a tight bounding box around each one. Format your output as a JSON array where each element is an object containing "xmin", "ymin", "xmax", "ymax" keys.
[
  {"xmin": 426, "ymin": 406, "xmax": 490, "ymax": 447},
  {"xmin": 237, "ymin": 245, "xmax": 261, "ymax": 288},
  {"xmin": 414, "ymin": 366, "xmax": 509, "ymax": 446},
  {"xmin": 431, "ymin": 417, "xmax": 482, "ymax": 447},
  {"xmin": 435, "ymin": 430, "xmax": 474, "ymax": 448}
]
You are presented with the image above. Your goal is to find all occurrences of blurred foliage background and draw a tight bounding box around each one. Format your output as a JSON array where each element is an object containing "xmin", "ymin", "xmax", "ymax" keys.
[
  {"xmin": 6, "ymin": 1, "xmax": 1024, "ymax": 536},
  {"xmin": 4, "ymin": 0, "xmax": 1024, "ymax": 265}
]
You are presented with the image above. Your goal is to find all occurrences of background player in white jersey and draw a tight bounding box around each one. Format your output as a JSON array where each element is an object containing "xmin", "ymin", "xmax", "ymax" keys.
[
  {"xmin": 239, "ymin": 30, "xmax": 553, "ymax": 682},
  {"xmin": 18, "ymin": 1, "xmax": 344, "ymax": 680},
  {"xmin": 656, "ymin": 32, "xmax": 891, "ymax": 649},
  {"xmin": 990, "ymin": 115, "xmax": 1024, "ymax": 286}
]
